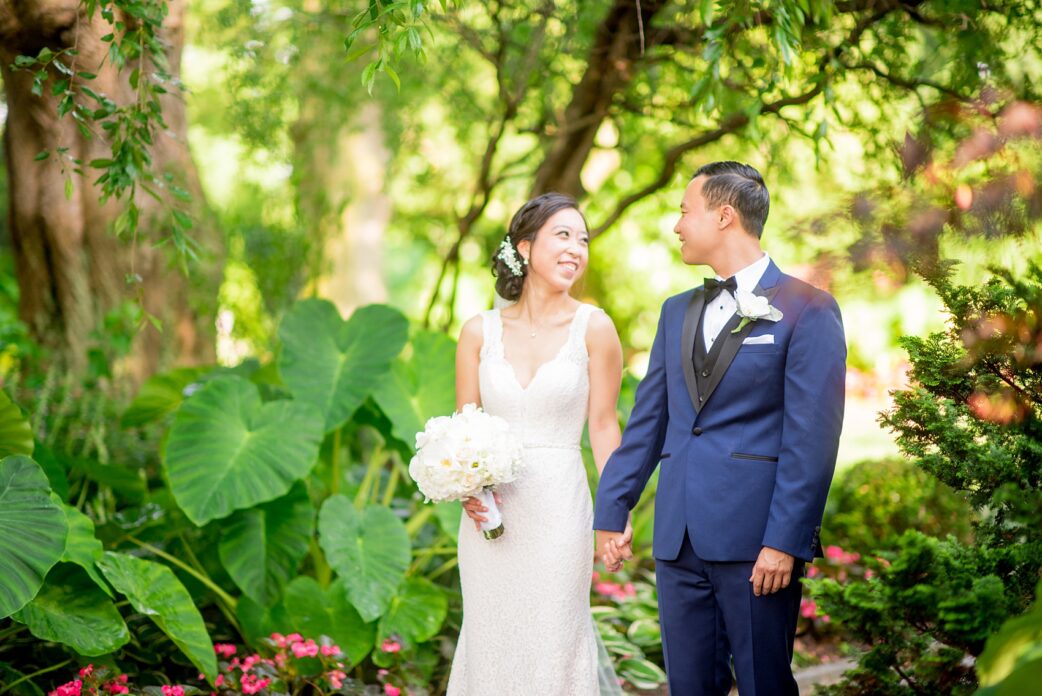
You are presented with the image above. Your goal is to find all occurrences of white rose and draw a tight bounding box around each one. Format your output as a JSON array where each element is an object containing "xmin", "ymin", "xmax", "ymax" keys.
[{"xmin": 735, "ymin": 289, "xmax": 783, "ymax": 322}]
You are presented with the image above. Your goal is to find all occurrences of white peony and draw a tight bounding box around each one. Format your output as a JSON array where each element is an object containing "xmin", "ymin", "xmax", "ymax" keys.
[
  {"xmin": 408, "ymin": 403, "xmax": 524, "ymax": 503},
  {"xmin": 735, "ymin": 289, "xmax": 783, "ymax": 322}
]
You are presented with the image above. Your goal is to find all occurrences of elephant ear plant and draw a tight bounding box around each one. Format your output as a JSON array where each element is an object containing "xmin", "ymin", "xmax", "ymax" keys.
[{"xmin": 0, "ymin": 301, "xmax": 460, "ymax": 691}]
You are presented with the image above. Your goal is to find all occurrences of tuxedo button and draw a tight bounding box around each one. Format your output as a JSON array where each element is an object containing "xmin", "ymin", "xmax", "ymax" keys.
[
  {"xmin": 701, "ymin": 370, "xmax": 709, "ymax": 377},
  {"xmin": 692, "ymin": 427, "xmax": 703, "ymax": 436}
]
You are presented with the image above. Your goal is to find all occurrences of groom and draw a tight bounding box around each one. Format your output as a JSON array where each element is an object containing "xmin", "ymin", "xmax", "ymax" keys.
[{"xmin": 594, "ymin": 161, "xmax": 845, "ymax": 695}]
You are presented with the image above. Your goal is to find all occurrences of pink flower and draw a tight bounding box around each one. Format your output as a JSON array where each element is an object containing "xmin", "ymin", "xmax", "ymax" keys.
[
  {"xmin": 103, "ymin": 685, "xmax": 128, "ymax": 696},
  {"xmin": 240, "ymin": 675, "xmax": 270, "ymax": 695},
  {"xmin": 321, "ymin": 644, "xmax": 342, "ymax": 656},
  {"xmin": 286, "ymin": 633, "xmax": 303, "ymax": 643},
  {"xmin": 161, "ymin": 686, "xmax": 184, "ymax": 696},
  {"xmin": 377, "ymin": 669, "xmax": 389, "ymax": 677},
  {"xmin": 806, "ymin": 565, "xmax": 820, "ymax": 578},
  {"xmin": 291, "ymin": 639, "xmax": 319, "ymax": 658},
  {"xmin": 821, "ymin": 614, "xmax": 832, "ymax": 623},
  {"xmin": 270, "ymin": 632, "xmax": 287, "ymax": 648},
  {"xmin": 800, "ymin": 598, "xmax": 817, "ymax": 619},
  {"xmin": 595, "ymin": 581, "xmax": 621, "ymax": 597},
  {"xmin": 384, "ymin": 686, "xmax": 401, "ymax": 696},
  {"xmin": 865, "ymin": 569, "xmax": 875, "ymax": 580},
  {"xmin": 79, "ymin": 666, "xmax": 94, "ymax": 679},
  {"xmin": 241, "ymin": 653, "xmax": 261, "ymax": 671},
  {"xmin": 623, "ymin": 582, "xmax": 636, "ymax": 597},
  {"xmin": 327, "ymin": 670, "xmax": 346, "ymax": 689},
  {"xmin": 591, "ymin": 570, "xmax": 601, "ymax": 581},
  {"xmin": 50, "ymin": 680, "xmax": 83, "ymax": 696},
  {"xmin": 381, "ymin": 639, "xmax": 402, "ymax": 653},
  {"xmin": 215, "ymin": 675, "xmax": 225, "ymax": 687},
  {"xmin": 214, "ymin": 643, "xmax": 237, "ymax": 658},
  {"xmin": 825, "ymin": 545, "xmax": 844, "ymax": 560}
]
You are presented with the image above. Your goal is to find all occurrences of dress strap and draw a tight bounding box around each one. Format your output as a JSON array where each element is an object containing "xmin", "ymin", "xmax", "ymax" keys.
[
  {"xmin": 566, "ymin": 304, "xmax": 601, "ymax": 360},
  {"xmin": 479, "ymin": 309, "xmax": 504, "ymax": 359}
]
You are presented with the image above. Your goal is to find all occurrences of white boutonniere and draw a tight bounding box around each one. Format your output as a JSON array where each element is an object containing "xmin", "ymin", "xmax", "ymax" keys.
[{"xmin": 732, "ymin": 289, "xmax": 783, "ymax": 333}]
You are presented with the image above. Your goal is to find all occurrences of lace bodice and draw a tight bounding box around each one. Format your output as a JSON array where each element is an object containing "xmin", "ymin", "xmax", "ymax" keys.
[{"xmin": 477, "ymin": 304, "xmax": 599, "ymax": 449}]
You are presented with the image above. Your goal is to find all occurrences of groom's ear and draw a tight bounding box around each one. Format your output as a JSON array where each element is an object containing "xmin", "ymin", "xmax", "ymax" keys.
[{"xmin": 717, "ymin": 203, "xmax": 737, "ymax": 229}]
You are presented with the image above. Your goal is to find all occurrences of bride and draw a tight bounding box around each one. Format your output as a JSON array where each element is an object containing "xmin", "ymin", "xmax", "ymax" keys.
[{"xmin": 447, "ymin": 193, "xmax": 629, "ymax": 695}]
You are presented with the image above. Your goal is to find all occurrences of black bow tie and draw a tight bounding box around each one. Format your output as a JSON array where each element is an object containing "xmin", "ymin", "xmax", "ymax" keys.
[{"xmin": 704, "ymin": 276, "xmax": 737, "ymax": 300}]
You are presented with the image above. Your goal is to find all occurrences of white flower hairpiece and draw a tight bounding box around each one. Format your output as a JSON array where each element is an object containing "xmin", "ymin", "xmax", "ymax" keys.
[{"xmin": 496, "ymin": 238, "xmax": 526, "ymax": 277}]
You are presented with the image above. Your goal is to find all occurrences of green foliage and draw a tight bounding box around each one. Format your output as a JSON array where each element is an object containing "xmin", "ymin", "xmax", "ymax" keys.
[
  {"xmin": 0, "ymin": 300, "xmax": 461, "ymax": 691},
  {"xmin": 810, "ymin": 264, "xmax": 1042, "ymax": 693},
  {"xmin": 0, "ymin": 456, "xmax": 68, "ymax": 618},
  {"xmin": 592, "ymin": 570, "xmax": 668, "ymax": 690},
  {"xmin": 977, "ymin": 579, "xmax": 1042, "ymax": 695},
  {"xmin": 823, "ymin": 458, "xmax": 974, "ymax": 555}
]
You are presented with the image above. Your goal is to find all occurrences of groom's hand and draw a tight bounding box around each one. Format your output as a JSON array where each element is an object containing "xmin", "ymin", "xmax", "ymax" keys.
[
  {"xmin": 750, "ymin": 546, "xmax": 795, "ymax": 596},
  {"xmin": 596, "ymin": 529, "xmax": 633, "ymax": 571}
]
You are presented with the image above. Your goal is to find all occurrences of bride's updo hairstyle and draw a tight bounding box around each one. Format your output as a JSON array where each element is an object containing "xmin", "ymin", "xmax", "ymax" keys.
[{"xmin": 493, "ymin": 193, "xmax": 584, "ymax": 302}]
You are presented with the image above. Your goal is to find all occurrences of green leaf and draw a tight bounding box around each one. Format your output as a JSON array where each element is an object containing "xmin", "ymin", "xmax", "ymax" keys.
[
  {"xmin": 164, "ymin": 376, "xmax": 324, "ymax": 525},
  {"xmin": 121, "ymin": 366, "xmax": 208, "ymax": 427},
  {"xmin": 278, "ymin": 301, "xmax": 408, "ymax": 433},
  {"xmin": 0, "ymin": 391, "xmax": 34, "ymax": 459},
  {"xmin": 432, "ymin": 501, "xmax": 461, "ymax": 539},
  {"xmin": 276, "ymin": 575, "xmax": 376, "ymax": 667},
  {"xmin": 376, "ymin": 576, "xmax": 446, "ymax": 646},
  {"xmin": 98, "ymin": 551, "xmax": 217, "ymax": 681},
  {"xmin": 699, "ymin": 0, "xmax": 715, "ymax": 25},
  {"xmin": 618, "ymin": 657, "xmax": 668, "ymax": 689},
  {"xmin": 13, "ymin": 563, "xmax": 128, "ymax": 656},
  {"xmin": 59, "ymin": 503, "xmax": 111, "ymax": 597},
  {"xmin": 979, "ymin": 579, "xmax": 1042, "ymax": 688},
  {"xmin": 372, "ymin": 330, "xmax": 456, "ymax": 447},
  {"xmin": 0, "ymin": 456, "xmax": 67, "ymax": 619},
  {"xmin": 626, "ymin": 617, "xmax": 661, "ymax": 646},
  {"xmin": 64, "ymin": 177, "xmax": 73, "ymax": 200},
  {"xmin": 384, "ymin": 64, "xmax": 401, "ymax": 92},
  {"xmin": 318, "ymin": 496, "xmax": 410, "ymax": 622},
  {"xmin": 219, "ymin": 482, "xmax": 314, "ymax": 606},
  {"xmin": 33, "ymin": 150, "xmax": 49, "ymax": 162},
  {"xmin": 67, "ymin": 456, "xmax": 146, "ymax": 501}
]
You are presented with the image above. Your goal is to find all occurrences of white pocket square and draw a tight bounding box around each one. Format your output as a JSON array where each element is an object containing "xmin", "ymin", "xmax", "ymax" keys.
[{"xmin": 742, "ymin": 334, "xmax": 775, "ymax": 345}]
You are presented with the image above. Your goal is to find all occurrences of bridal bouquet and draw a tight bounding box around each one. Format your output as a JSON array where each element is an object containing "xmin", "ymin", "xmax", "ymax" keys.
[{"xmin": 408, "ymin": 403, "xmax": 523, "ymax": 539}]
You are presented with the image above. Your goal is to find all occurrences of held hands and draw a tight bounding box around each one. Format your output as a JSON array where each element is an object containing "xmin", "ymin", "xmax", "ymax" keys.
[
  {"xmin": 462, "ymin": 492, "xmax": 502, "ymax": 532},
  {"xmin": 597, "ymin": 520, "xmax": 634, "ymax": 572},
  {"xmin": 749, "ymin": 546, "xmax": 795, "ymax": 596}
]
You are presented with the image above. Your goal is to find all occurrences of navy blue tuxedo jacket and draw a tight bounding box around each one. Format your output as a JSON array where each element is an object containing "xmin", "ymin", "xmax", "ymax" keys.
[{"xmin": 594, "ymin": 261, "xmax": 846, "ymax": 562}]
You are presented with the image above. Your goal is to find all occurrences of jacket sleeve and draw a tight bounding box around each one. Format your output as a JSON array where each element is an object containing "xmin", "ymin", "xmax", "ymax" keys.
[
  {"xmin": 593, "ymin": 301, "xmax": 671, "ymax": 532},
  {"xmin": 761, "ymin": 291, "xmax": 846, "ymax": 560}
]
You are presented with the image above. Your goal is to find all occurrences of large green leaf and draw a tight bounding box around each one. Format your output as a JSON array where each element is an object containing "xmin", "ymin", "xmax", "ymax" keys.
[
  {"xmin": 0, "ymin": 391, "xmax": 33, "ymax": 459},
  {"xmin": 59, "ymin": 503, "xmax": 111, "ymax": 597},
  {"xmin": 13, "ymin": 563, "xmax": 128, "ymax": 656},
  {"xmin": 98, "ymin": 551, "xmax": 217, "ymax": 681},
  {"xmin": 236, "ymin": 594, "xmax": 290, "ymax": 647},
  {"xmin": 371, "ymin": 330, "xmax": 456, "ymax": 446},
  {"xmin": 164, "ymin": 376, "xmax": 324, "ymax": 525},
  {"xmin": 433, "ymin": 501, "xmax": 462, "ymax": 540},
  {"xmin": 0, "ymin": 456, "xmax": 67, "ymax": 618},
  {"xmin": 618, "ymin": 657, "xmax": 668, "ymax": 689},
  {"xmin": 274, "ymin": 576, "xmax": 376, "ymax": 667},
  {"xmin": 219, "ymin": 482, "xmax": 314, "ymax": 606},
  {"xmin": 121, "ymin": 366, "xmax": 209, "ymax": 427},
  {"xmin": 278, "ymin": 301, "xmax": 409, "ymax": 432},
  {"xmin": 377, "ymin": 576, "xmax": 446, "ymax": 646},
  {"xmin": 318, "ymin": 496, "xmax": 410, "ymax": 622},
  {"xmin": 978, "ymin": 579, "xmax": 1042, "ymax": 694}
]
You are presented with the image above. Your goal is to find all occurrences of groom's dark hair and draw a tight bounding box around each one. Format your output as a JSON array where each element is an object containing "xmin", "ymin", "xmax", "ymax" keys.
[{"xmin": 692, "ymin": 161, "xmax": 770, "ymax": 238}]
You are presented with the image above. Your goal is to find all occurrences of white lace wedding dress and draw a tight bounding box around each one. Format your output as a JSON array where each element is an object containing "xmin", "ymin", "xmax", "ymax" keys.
[{"xmin": 447, "ymin": 304, "xmax": 623, "ymax": 695}]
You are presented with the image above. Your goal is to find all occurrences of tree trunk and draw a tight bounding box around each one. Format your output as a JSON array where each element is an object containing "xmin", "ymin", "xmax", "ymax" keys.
[
  {"xmin": 529, "ymin": 0, "xmax": 667, "ymax": 198},
  {"xmin": 0, "ymin": 0, "xmax": 218, "ymax": 384}
]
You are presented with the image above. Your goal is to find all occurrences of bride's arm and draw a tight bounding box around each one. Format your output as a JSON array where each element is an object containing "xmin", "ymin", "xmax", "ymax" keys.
[
  {"xmin": 586, "ymin": 310, "xmax": 623, "ymax": 477},
  {"xmin": 456, "ymin": 315, "xmax": 483, "ymax": 410}
]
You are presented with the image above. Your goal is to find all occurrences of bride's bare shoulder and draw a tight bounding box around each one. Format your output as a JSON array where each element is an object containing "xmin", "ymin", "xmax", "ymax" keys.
[{"xmin": 457, "ymin": 314, "xmax": 485, "ymax": 352}]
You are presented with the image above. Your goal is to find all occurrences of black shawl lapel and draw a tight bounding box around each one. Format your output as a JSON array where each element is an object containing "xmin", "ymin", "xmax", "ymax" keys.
[{"xmin": 681, "ymin": 289, "xmax": 705, "ymax": 413}]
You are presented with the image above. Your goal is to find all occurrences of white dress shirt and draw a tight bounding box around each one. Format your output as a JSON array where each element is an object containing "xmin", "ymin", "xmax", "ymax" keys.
[{"xmin": 702, "ymin": 252, "xmax": 771, "ymax": 351}]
